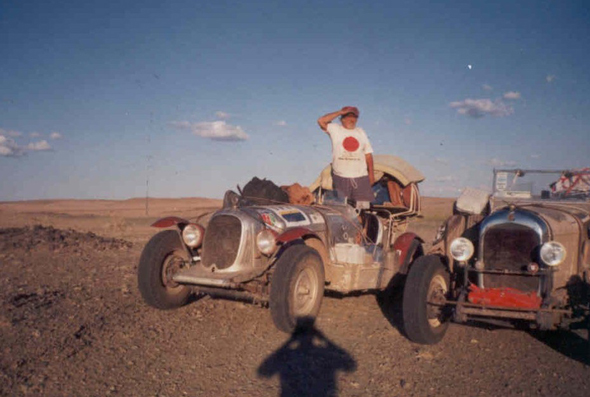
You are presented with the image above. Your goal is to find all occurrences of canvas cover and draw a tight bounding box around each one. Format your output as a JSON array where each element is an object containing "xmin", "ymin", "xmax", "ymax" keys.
[
  {"xmin": 455, "ymin": 187, "xmax": 490, "ymax": 215},
  {"xmin": 309, "ymin": 154, "xmax": 425, "ymax": 192}
]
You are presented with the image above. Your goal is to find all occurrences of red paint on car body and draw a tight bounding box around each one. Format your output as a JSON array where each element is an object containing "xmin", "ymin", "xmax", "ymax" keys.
[
  {"xmin": 468, "ymin": 285, "xmax": 542, "ymax": 309},
  {"xmin": 151, "ymin": 216, "xmax": 190, "ymax": 228},
  {"xmin": 392, "ymin": 232, "xmax": 420, "ymax": 264},
  {"xmin": 276, "ymin": 227, "xmax": 314, "ymax": 243}
]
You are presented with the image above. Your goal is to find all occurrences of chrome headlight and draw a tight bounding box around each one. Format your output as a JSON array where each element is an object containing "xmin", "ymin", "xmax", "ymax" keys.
[
  {"xmin": 256, "ymin": 229, "xmax": 278, "ymax": 256},
  {"xmin": 182, "ymin": 224, "xmax": 204, "ymax": 248},
  {"xmin": 450, "ymin": 237, "xmax": 474, "ymax": 262},
  {"xmin": 540, "ymin": 241, "xmax": 566, "ymax": 266}
]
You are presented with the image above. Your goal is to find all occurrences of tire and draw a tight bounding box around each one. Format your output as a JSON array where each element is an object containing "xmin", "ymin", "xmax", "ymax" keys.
[
  {"xmin": 402, "ymin": 255, "xmax": 451, "ymax": 344},
  {"xmin": 270, "ymin": 245, "xmax": 325, "ymax": 333},
  {"xmin": 138, "ymin": 230, "xmax": 191, "ymax": 309}
]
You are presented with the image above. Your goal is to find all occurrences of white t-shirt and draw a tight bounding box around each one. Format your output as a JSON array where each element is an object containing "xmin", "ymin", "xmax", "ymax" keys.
[{"xmin": 326, "ymin": 123, "xmax": 374, "ymax": 178}]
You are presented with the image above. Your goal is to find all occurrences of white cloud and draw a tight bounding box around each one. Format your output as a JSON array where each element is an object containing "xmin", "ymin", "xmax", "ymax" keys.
[
  {"xmin": 1, "ymin": 131, "xmax": 57, "ymax": 157},
  {"xmin": 449, "ymin": 98, "xmax": 514, "ymax": 118},
  {"xmin": 0, "ymin": 134, "xmax": 24, "ymax": 157},
  {"xmin": 26, "ymin": 140, "xmax": 52, "ymax": 151},
  {"xmin": 0, "ymin": 128, "xmax": 22, "ymax": 137},
  {"xmin": 487, "ymin": 158, "xmax": 517, "ymax": 167},
  {"xmin": 482, "ymin": 84, "xmax": 493, "ymax": 91},
  {"xmin": 546, "ymin": 75, "xmax": 556, "ymax": 83},
  {"xmin": 215, "ymin": 111, "xmax": 231, "ymax": 120},
  {"xmin": 30, "ymin": 132, "xmax": 41, "ymax": 138},
  {"xmin": 530, "ymin": 154, "xmax": 540, "ymax": 159},
  {"xmin": 435, "ymin": 157, "xmax": 449, "ymax": 164},
  {"xmin": 503, "ymin": 91, "xmax": 521, "ymax": 100},
  {"xmin": 50, "ymin": 132, "xmax": 62, "ymax": 139},
  {"xmin": 275, "ymin": 120, "xmax": 287, "ymax": 127},
  {"xmin": 0, "ymin": 145, "xmax": 12, "ymax": 156},
  {"xmin": 170, "ymin": 120, "xmax": 249, "ymax": 141}
]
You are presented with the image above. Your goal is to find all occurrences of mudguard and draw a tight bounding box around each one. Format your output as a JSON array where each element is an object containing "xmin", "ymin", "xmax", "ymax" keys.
[
  {"xmin": 151, "ymin": 216, "xmax": 190, "ymax": 228},
  {"xmin": 276, "ymin": 227, "xmax": 318, "ymax": 244},
  {"xmin": 393, "ymin": 232, "xmax": 424, "ymax": 274}
]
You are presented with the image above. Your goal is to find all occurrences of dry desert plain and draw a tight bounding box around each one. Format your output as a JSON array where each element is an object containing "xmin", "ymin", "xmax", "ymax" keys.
[{"xmin": 0, "ymin": 196, "xmax": 589, "ymax": 396}]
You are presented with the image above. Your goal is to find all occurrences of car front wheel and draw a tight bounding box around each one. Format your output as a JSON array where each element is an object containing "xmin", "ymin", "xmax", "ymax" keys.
[
  {"xmin": 403, "ymin": 255, "xmax": 451, "ymax": 344},
  {"xmin": 138, "ymin": 230, "xmax": 191, "ymax": 309},
  {"xmin": 270, "ymin": 245, "xmax": 325, "ymax": 333}
]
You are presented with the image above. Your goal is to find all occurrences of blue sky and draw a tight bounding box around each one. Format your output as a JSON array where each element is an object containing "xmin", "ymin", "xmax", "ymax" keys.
[{"xmin": 1, "ymin": 0, "xmax": 589, "ymax": 201}]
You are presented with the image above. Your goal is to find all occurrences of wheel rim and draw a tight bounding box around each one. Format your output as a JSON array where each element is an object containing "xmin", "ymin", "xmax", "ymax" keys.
[
  {"xmin": 427, "ymin": 274, "xmax": 448, "ymax": 328},
  {"xmin": 161, "ymin": 250, "xmax": 186, "ymax": 293},
  {"xmin": 292, "ymin": 263, "xmax": 319, "ymax": 317}
]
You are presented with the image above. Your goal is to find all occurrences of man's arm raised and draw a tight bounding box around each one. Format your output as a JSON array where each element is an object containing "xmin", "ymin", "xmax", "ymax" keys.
[{"xmin": 317, "ymin": 109, "xmax": 346, "ymax": 132}]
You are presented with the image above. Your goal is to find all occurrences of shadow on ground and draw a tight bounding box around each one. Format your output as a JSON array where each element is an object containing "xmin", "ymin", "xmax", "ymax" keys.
[
  {"xmin": 375, "ymin": 275, "xmax": 407, "ymax": 337},
  {"xmin": 258, "ymin": 318, "xmax": 357, "ymax": 397},
  {"xmin": 529, "ymin": 328, "xmax": 590, "ymax": 366}
]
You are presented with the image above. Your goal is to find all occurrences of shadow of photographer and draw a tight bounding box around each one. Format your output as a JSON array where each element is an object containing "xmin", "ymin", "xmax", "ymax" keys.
[{"xmin": 258, "ymin": 317, "xmax": 357, "ymax": 397}]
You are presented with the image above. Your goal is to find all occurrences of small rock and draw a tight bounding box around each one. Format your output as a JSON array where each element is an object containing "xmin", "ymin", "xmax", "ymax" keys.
[{"xmin": 416, "ymin": 351, "xmax": 434, "ymax": 360}]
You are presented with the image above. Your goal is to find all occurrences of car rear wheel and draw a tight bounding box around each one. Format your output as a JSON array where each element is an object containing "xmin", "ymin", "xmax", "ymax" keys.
[
  {"xmin": 403, "ymin": 255, "xmax": 451, "ymax": 344},
  {"xmin": 270, "ymin": 245, "xmax": 325, "ymax": 333},
  {"xmin": 138, "ymin": 230, "xmax": 191, "ymax": 309}
]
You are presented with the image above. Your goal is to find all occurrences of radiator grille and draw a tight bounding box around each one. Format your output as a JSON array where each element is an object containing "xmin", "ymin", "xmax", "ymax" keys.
[
  {"xmin": 482, "ymin": 223, "xmax": 540, "ymax": 291},
  {"xmin": 201, "ymin": 215, "xmax": 242, "ymax": 269}
]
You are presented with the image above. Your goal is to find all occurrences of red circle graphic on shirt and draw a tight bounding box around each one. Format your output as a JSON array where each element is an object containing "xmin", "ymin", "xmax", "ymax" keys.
[{"xmin": 342, "ymin": 136, "xmax": 360, "ymax": 152}]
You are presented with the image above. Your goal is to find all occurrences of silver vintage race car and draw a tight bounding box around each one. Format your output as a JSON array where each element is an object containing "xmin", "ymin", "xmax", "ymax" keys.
[
  {"xmin": 403, "ymin": 168, "xmax": 590, "ymax": 344},
  {"xmin": 138, "ymin": 155, "xmax": 426, "ymax": 332}
]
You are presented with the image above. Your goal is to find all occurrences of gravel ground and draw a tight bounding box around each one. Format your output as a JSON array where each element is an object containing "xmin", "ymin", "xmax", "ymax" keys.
[{"xmin": 1, "ymin": 226, "xmax": 589, "ymax": 397}]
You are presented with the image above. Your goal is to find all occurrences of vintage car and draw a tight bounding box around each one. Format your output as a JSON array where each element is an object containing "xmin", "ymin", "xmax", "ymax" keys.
[
  {"xmin": 138, "ymin": 155, "xmax": 426, "ymax": 332},
  {"xmin": 403, "ymin": 168, "xmax": 590, "ymax": 344}
]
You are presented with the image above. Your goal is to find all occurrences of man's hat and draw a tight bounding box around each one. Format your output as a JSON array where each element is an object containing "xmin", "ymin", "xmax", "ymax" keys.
[{"xmin": 341, "ymin": 106, "xmax": 359, "ymax": 117}]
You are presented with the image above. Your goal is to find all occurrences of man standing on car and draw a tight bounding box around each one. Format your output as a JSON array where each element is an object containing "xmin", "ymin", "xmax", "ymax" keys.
[{"xmin": 317, "ymin": 106, "xmax": 375, "ymax": 202}]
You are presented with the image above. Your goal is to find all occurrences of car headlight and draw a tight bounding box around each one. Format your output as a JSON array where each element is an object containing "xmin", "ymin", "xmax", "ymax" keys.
[
  {"xmin": 540, "ymin": 241, "xmax": 566, "ymax": 266},
  {"xmin": 450, "ymin": 237, "xmax": 474, "ymax": 262},
  {"xmin": 256, "ymin": 229, "xmax": 278, "ymax": 256},
  {"xmin": 182, "ymin": 223, "xmax": 204, "ymax": 248}
]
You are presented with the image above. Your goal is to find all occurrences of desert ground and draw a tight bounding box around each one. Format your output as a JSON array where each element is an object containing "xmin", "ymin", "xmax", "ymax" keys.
[{"xmin": 0, "ymin": 197, "xmax": 589, "ymax": 397}]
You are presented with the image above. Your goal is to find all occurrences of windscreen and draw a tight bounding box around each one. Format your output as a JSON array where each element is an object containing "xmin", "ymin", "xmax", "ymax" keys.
[{"xmin": 494, "ymin": 169, "xmax": 590, "ymax": 201}]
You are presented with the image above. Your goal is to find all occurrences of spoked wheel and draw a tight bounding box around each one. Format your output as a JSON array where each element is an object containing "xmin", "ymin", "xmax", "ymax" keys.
[
  {"xmin": 138, "ymin": 230, "xmax": 192, "ymax": 309},
  {"xmin": 270, "ymin": 245, "xmax": 325, "ymax": 333},
  {"xmin": 403, "ymin": 255, "xmax": 451, "ymax": 344}
]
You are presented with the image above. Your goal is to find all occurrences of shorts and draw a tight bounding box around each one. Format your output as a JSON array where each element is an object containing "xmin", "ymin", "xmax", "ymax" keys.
[{"xmin": 332, "ymin": 173, "xmax": 375, "ymax": 202}]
